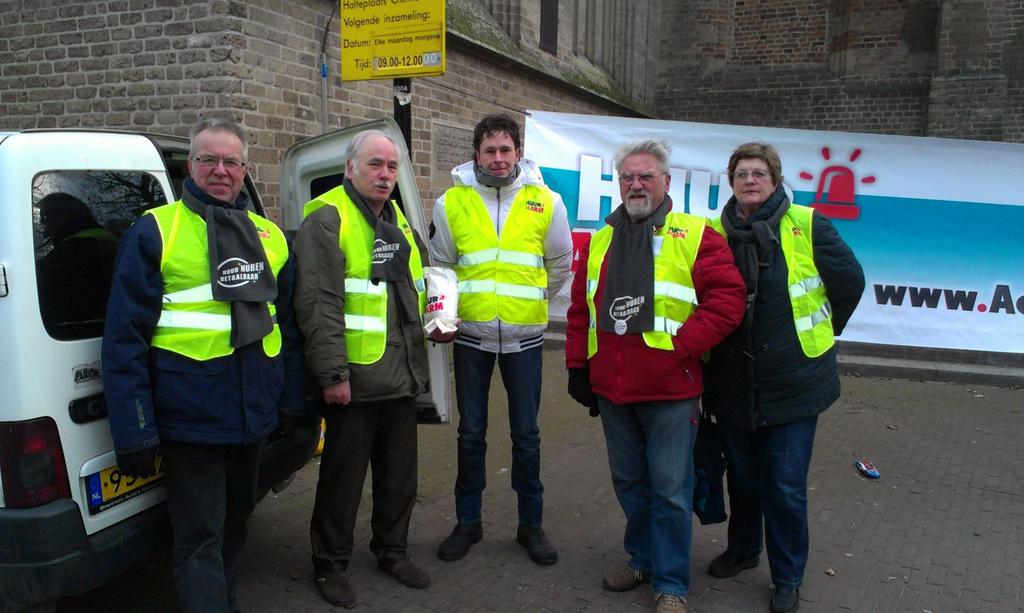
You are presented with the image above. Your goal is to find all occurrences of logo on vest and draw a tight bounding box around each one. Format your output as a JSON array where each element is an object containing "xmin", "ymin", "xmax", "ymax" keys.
[
  {"xmin": 525, "ymin": 200, "xmax": 545, "ymax": 213},
  {"xmin": 257, "ymin": 228, "xmax": 271, "ymax": 239},
  {"xmin": 372, "ymin": 239, "xmax": 400, "ymax": 264},
  {"xmin": 609, "ymin": 295, "xmax": 645, "ymax": 335},
  {"xmin": 791, "ymin": 226, "xmax": 803, "ymax": 237},
  {"xmin": 217, "ymin": 257, "xmax": 265, "ymax": 288},
  {"xmin": 667, "ymin": 225, "xmax": 688, "ymax": 239}
]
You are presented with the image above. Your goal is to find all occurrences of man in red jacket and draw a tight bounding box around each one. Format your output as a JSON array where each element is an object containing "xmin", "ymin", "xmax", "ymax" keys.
[{"xmin": 565, "ymin": 139, "xmax": 745, "ymax": 613}]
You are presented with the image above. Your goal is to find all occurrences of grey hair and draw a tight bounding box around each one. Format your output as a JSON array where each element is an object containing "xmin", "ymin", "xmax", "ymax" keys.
[
  {"xmin": 346, "ymin": 129, "xmax": 397, "ymax": 166},
  {"xmin": 188, "ymin": 117, "xmax": 248, "ymax": 160},
  {"xmin": 613, "ymin": 139, "xmax": 672, "ymax": 175}
]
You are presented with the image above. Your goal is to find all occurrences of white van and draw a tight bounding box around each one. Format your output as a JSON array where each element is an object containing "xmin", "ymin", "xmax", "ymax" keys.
[{"xmin": 0, "ymin": 119, "xmax": 450, "ymax": 610}]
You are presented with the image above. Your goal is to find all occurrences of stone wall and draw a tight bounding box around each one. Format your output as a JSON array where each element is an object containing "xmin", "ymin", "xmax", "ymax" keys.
[
  {"xmin": 3, "ymin": 0, "xmax": 1020, "ymax": 225},
  {"xmin": 0, "ymin": 0, "xmax": 624, "ymax": 222},
  {"xmin": 655, "ymin": 0, "xmax": 1022, "ymax": 143}
]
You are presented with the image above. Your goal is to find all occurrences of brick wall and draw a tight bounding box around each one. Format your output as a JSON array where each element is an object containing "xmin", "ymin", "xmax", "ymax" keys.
[
  {"xmin": 4, "ymin": 0, "xmax": 1019, "ymax": 225},
  {"xmin": 730, "ymin": 0, "xmax": 830, "ymax": 67},
  {"xmin": 0, "ymin": 0, "xmax": 623, "ymax": 223},
  {"xmin": 1006, "ymin": 0, "xmax": 1024, "ymax": 141},
  {"xmin": 655, "ymin": 0, "xmax": 1022, "ymax": 143}
]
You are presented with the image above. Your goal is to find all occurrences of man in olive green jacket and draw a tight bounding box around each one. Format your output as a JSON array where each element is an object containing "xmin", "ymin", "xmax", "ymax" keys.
[{"xmin": 294, "ymin": 130, "xmax": 430, "ymax": 608}]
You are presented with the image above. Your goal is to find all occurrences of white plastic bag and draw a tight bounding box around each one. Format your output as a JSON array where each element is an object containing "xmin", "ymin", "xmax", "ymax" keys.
[{"xmin": 423, "ymin": 266, "xmax": 459, "ymax": 335}]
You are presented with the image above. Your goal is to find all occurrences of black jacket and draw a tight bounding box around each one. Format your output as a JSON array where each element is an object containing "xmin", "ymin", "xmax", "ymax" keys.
[{"xmin": 703, "ymin": 207, "xmax": 865, "ymax": 430}]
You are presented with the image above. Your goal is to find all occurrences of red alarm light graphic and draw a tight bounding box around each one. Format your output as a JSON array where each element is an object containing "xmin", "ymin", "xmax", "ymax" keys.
[{"xmin": 798, "ymin": 147, "xmax": 876, "ymax": 220}]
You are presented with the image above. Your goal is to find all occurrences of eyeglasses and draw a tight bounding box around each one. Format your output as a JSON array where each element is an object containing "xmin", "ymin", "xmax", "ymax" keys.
[
  {"xmin": 734, "ymin": 169, "xmax": 771, "ymax": 180},
  {"xmin": 618, "ymin": 172, "xmax": 662, "ymax": 185},
  {"xmin": 191, "ymin": 155, "xmax": 247, "ymax": 171}
]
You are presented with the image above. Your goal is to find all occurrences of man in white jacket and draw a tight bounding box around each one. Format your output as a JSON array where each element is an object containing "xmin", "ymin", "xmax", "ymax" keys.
[{"xmin": 430, "ymin": 114, "xmax": 572, "ymax": 565}]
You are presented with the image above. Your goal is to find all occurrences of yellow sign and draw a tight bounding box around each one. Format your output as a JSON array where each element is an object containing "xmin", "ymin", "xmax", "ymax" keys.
[{"xmin": 340, "ymin": 0, "xmax": 446, "ymax": 81}]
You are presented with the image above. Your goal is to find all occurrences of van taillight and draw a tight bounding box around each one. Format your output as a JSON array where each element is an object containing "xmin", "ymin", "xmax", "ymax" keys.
[{"xmin": 0, "ymin": 418, "xmax": 71, "ymax": 508}]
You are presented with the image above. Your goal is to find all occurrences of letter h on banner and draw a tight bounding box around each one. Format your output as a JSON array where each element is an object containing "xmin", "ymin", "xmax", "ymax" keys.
[
  {"xmin": 577, "ymin": 153, "xmax": 732, "ymax": 221},
  {"xmin": 577, "ymin": 154, "xmax": 618, "ymax": 222}
]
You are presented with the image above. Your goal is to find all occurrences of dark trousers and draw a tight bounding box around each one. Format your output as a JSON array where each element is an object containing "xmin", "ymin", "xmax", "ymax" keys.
[
  {"xmin": 719, "ymin": 415, "xmax": 819, "ymax": 591},
  {"xmin": 161, "ymin": 440, "xmax": 262, "ymax": 613},
  {"xmin": 452, "ymin": 344, "xmax": 544, "ymax": 527},
  {"xmin": 310, "ymin": 395, "xmax": 418, "ymax": 575}
]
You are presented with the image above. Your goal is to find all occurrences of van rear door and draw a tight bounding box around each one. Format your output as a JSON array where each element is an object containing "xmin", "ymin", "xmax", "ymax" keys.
[
  {"xmin": 0, "ymin": 131, "xmax": 175, "ymax": 534},
  {"xmin": 279, "ymin": 119, "xmax": 451, "ymax": 424}
]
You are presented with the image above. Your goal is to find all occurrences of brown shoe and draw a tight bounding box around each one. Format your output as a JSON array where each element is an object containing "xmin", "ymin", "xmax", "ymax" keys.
[
  {"xmin": 380, "ymin": 558, "xmax": 431, "ymax": 589},
  {"xmin": 655, "ymin": 593, "xmax": 688, "ymax": 613},
  {"xmin": 314, "ymin": 573, "xmax": 356, "ymax": 608},
  {"xmin": 602, "ymin": 564, "xmax": 651, "ymax": 592}
]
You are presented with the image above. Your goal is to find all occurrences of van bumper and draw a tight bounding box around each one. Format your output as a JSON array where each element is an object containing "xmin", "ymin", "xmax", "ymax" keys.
[{"xmin": 0, "ymin": 498, "xmax": 170, "ymax": 608}]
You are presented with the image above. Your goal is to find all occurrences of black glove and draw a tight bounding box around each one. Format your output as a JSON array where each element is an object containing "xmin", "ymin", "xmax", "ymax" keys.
[
  {"xmin": 567, "ymin": 367, "xmax": 600, "ymax": 417},
  {"xmin": 116, "ymin": 446, "xmax": 159, "ymax": 479},
  {"xmin": 276, "ymin": 412, "xmax": 302, "ymax": 439}
]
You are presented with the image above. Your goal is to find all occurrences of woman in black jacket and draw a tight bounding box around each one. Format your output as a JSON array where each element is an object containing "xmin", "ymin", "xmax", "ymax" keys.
[{"xmin": 702, "ymin": 142, "xmax": 865, "ymax": 613}]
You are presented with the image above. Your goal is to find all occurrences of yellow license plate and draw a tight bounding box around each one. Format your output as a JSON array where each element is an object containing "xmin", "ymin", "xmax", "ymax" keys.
[{"xmin": 86, "ymin": 453, "xmax": 165, "ymax": 514}]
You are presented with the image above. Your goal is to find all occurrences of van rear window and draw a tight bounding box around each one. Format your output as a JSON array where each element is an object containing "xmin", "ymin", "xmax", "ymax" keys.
[{"xmin": 33, "ymin": 171, "xmax": 167, "ymax": 340}]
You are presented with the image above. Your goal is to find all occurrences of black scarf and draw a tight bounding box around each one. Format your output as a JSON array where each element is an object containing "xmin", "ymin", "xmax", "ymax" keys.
[
  {"xmin": 598, "ymin": 195, "xmax": 670, "ymax": 335},
  {"xmin": 343, "ymin": 179, "xmax": 420, "ymax": 324},
  {"xmin": 719, "ymin": 183, "xmax": 790, "ymax": 325},
  {"xmin": 182, "ymin": 179, "xmax": 276, "ymax": 348}
]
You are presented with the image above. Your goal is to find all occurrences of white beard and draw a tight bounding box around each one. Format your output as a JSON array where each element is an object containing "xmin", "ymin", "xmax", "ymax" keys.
[{"xmin": 625, "ymin": 192, "xmax": 654, "ymax": 221}]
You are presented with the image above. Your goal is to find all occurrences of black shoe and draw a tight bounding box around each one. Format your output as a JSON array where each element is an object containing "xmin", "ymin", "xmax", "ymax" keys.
[
  {"xmin": 770, "ymin": 587, "xmax": 800, "ymax": 613},
  {"xmin": 516, "ymin": 525, "xmax": 558, "ymax": 565},
  {"xmin": 314, "ymin": 573, "xmax": 356, "ymax": 608},
  {"xmin": 437, "ymin": 523, "xmax": 483, "ymax": 561},
  {"xmin": 380, "ymin": 558, "xmax": 431, "ymax": 589},
  {"xmin": 707, "ymin": 550, "xmax": 760, "ymax": 578}
]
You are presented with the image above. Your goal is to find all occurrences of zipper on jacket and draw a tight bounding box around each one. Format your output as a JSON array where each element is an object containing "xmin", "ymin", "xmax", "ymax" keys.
[
  {"xmin": 683, "ymin": 367, "xmax": 694, "ymax": 382},
  {"xmin": 495, "ymin": 186, "xmax": 503, "ymax": 350}
]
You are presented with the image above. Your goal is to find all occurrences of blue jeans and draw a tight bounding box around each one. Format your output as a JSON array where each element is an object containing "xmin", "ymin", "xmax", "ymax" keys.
[
  {"xmin": 598, "ymin": 396, "xmax": 698, "ymax": 598},
  {"xmin": 161, "ymin": 440, "xmax": 261, "ymax": 613},
  {"xmin": 719, "ymin": 415, "xmax": 818, "ymax": 591},
  {"xmin": 453, "ymin": 344, "xmax": 544, "ymax": 527}
]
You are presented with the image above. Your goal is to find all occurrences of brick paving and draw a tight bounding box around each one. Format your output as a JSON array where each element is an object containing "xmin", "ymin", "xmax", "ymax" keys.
[
  {"xmin": 230, "ymin": 348, "xmax": 1023, "ymax": 612},
  {"xmin": 60, "ymin": 348, "xmax": 1024, "ymax": 612}
]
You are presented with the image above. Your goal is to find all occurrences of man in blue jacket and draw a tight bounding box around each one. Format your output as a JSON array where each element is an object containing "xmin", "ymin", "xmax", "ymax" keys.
[{"xmin": 102, "ymin": 117, "xmax": 304, "ymax": 613}]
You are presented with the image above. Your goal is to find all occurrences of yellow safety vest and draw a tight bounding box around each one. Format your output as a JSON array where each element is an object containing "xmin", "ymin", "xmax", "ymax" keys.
[
  {"xmin": 444, "ymin": 185, "xmax": 553, "ymax": 325},
  {"xmin": 304, "ymin": 188, "xmax": 426, "ymax": 365},
  {"xmin": 585, "ymin": 212, "xmax": 706, "ymax": 358},
  {"xmin": 147, "ymin": 201, "xmax": 287, "ymax": 360},
  {"xmin": 711, "ymin": 204, "xmax": 834, "ymax": 357}
]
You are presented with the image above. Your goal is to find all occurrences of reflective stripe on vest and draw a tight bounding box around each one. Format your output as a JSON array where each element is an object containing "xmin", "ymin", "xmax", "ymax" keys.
[
  {"xmin": 303, "ymin": 187, "xmax": 425, "ymax": 365},
  {"xmin": 147, "ymin": 201, "xmax": 287, "ymax": 360},
  {"xmin": 444, "ymin": 184, "xmax": 553, "ymax": 325},
  {"xmin": 585, "ymin": 212, "xmax": 706, "ymax": 358},
  {"xmin": 710, "ymin": 204, "xmax": 834, "ymax": 357}
]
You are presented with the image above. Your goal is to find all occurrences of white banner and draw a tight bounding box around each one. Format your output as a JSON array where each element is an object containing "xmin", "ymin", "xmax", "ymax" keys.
[{"xmin": 525, "ymin": 110, "xmax": 1024, "ymax": 354}]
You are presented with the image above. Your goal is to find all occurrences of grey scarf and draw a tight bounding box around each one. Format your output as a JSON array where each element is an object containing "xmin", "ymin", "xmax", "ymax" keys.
[
  {"xmin": 475, "ymin": 163, "xmax": 521, "ymax": 188},
  {"xmin": 598, "ymin": 195, "xmax": 670, "ymax": 335},
  {"xmin": 719, "ymin": 183, "xmax": 790, "ymax": 324},
  {"xmin": 343, "ymin": 179, "xmax": 420, "ymax": 324},
  {"xmin": 182, "ymin": 179, "xmax": 276, "ymax": 348}
]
